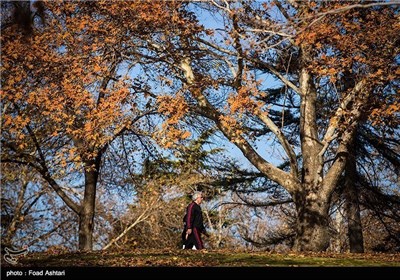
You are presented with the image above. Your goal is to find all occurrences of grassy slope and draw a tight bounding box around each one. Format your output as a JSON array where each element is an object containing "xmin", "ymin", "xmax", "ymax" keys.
[{"xmin": 7, "ymin": 249, "xmax": 400, "ymax": 267}]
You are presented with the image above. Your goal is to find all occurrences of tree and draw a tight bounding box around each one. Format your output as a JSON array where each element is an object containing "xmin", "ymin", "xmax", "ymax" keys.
[
  {"xmin": 1, "ymin": 1, "xmax": 195, "ymax": 251},
  {"xmin": 104, "ymin": 128, "xmax": 248, "ymax": 249},
  {"xmin": 149, "ymin": 1, "xmax": 399, "ymax": 251}
]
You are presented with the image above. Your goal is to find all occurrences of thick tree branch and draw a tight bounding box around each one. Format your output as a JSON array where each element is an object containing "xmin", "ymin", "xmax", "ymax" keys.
[
  {"xmin": 23, "ymin": 125, "xmax": 81, "ymax": 213},
  {"xmin": 219, "ymin": 198, "xmax": 293, "ymax": 208},
  {"xmin": 231, "ymin": 12, "xmax": 244, "ymax": 88},
  {"xmin": 322, "ymin": 86, "xmax": 370, "ymax": 197},
  {"xmin": 256, "ymin": 111, "xmax": 299, "ymax": 178},
  {"xmin": 180, "ymin": 57, "xmax": 298, "ymax": 193},
  {"xmin": 320, "ymin": 80, "xmax": 367, "ymax": 157}
]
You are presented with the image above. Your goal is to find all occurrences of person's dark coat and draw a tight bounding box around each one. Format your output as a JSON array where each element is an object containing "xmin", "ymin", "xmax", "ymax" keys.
[{"xmin": 182, "ymin": 201, "xmax": 206, "ymax": 249}]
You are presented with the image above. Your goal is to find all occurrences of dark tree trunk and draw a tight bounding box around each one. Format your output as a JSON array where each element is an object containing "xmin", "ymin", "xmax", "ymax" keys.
[
  {"xmin": 78, "ymin": 159, "xmax": 100, "ymax": 251},
  {"xmin": 293, "ymin": 191, "xmax": 330, "ymax": 251},
  {"xmin": 344, "ymin": 145, "xmax": 364, "ymax": 253}
]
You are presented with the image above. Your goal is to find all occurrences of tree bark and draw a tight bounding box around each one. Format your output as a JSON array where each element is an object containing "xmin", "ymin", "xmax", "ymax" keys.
[
  {"xmin": 293, "ymin": 190, "xmax": 330, "ymax": 251},
  {"xmin": 78, "ymin": 159, "xmax": 100, "ymax": 251},
  {"xmin": 344, "ymin": 141, "xmax": 364, "ymax": 253},
  {"xmin": 295, "ymin": 45, "xmax": 331, "ymax": 252}
]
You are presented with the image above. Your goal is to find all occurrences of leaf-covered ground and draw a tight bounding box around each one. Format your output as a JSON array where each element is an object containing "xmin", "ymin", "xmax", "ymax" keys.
[{"xmin": 5, "ymin": 249, "xmax": 400, "ymax": 267}]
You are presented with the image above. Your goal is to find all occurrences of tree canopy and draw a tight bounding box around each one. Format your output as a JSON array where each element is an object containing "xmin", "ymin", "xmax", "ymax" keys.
[{"xmin": 1, "ymin": 0, "xmax": 399, "ymax": 253}]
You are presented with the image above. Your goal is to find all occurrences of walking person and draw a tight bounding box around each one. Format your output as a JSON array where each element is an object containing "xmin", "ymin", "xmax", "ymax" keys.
[{"xmin": 182, "ymin": 191, "xmax": 208, "ymax": 250}]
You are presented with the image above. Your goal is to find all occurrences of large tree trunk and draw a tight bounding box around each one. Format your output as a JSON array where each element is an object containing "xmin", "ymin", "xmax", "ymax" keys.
[
  {"xmin": 293, "ymin": 191, "xmax": 330, "ymax": 251},
  {"xmin": 344, "ymin": 143, "xmax": 364, "ymax": 253},
  {"xmin": 78, "ymin": 160, "xmax": 99, "ymax": 251},
  {"xmin": 295, "ymin": 51, "xmax": 330, "ymax": 251}
]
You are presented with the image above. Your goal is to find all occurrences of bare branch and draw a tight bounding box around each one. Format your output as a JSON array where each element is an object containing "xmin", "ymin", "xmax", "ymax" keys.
[
  {"xmin": 305, "ymin": 2, "xmax": 399, "ymax": 29},
  {"xmin": 249, "ymin": 57, "xmax": 301, "ymax": 94},
  {"xmin": 102, "ymin": 198, "xmax": 159, "ymax": 250},
  {"xmin": 218, "ymin": 198, "xmax": 293, "ymax": 208}
]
